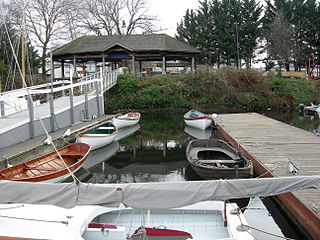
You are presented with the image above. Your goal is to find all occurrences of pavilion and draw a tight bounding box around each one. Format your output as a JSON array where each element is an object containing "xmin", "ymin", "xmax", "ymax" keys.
[{"xmin": 52, "ymin": 34, "xmax": 200, "ymax": 77}]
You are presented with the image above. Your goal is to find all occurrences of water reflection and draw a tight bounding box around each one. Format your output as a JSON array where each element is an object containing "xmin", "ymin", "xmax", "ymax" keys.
[{"xmin": 87, "ymin": 113, "xmax": 202, "ymax": 183}]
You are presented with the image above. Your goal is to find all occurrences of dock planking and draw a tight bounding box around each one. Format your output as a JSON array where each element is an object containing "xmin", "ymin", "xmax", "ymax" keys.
[{"xmin": 217, "ymin": 112, "xmax": 320, "ymax": 239}]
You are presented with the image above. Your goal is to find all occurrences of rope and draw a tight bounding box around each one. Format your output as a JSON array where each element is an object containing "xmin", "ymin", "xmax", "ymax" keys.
[
  {"xmin": 227, "ymin": 200, "xmax": 295, "ymax": 240},
  {"xmin": 3, "ymin": 21, "xmax": 80, "ymax": 184},
  {"xmin": 241, "ymin": 224, "xmax": 296, "ymax": 240},
  {"xmin": 0, "ymin": 214, "xmax": 69, "ymax": 225}
]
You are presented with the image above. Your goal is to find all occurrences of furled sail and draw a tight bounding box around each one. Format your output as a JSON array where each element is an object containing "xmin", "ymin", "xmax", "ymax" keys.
[{"xmin": 0, "ymin": 176, "xmax": 319, "ymax": 209}]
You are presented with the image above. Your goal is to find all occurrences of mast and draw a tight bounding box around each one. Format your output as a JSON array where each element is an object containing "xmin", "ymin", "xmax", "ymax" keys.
[{"xmin": 21, "ymin": 0, "xmax": 26, "ymax": 88}]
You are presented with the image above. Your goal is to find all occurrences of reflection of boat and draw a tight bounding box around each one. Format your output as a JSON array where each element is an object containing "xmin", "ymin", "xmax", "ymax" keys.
[
  {"xmin": 113, "ymin": 112, "xmax": 140, "ymax": 129},
  {"xmin": 303, "ymin": 103, "xmax": 319, "ymax": 115},
  {"xmin": 184, "ymin": 125, "xmax": 212, "ymax": 139},
  {"xmin": 186, "ymin": 139, "xmax": 253, "ymax": 179},
  {"xmin": 114, "ymin": 124, "xmax": 140, "ymax": 141},
  {"xmin": 0, "ymin": 143, "xmax": 91, "ymax": 182},
  {"xmin": 184, "ymin": 110, "xmax": 215, "ymax": 130},
  {"xmin": 76, "ymin": 121, "xmax": 117, "ymax": 150},
  {"xmin": 316, "ymin": 106, "xmax": 320, "ymax": 118},
  {"xmin": 0, "ymin": 177, "xmax": 319, "ymax": 240},
  {"xmin": 83, "ymin": 141, "xmax": 119, "ymax": 170}
]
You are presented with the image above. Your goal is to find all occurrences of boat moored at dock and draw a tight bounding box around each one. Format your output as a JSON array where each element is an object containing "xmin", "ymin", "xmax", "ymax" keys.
[
  {"xmin": 113, "ymin": 112, "xmax": 141, "ymax": 129},
  {"xmin": 186, "ymin": 139, "xmax": 253, "ymax": 179},
  {"xmin": 0, "ymin": 143, "xmax": 91, "ymax": 182},
  {"xmin": 76, "ymin": 121, "xmax": 117, "ymax": 150},
  {"xmin": 184, "ymin": 110, "xmax": 216, "ymax": 130}
]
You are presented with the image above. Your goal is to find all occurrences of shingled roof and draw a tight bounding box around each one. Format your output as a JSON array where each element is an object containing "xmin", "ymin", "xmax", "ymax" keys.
[{"xmin": 53, "ymin": 34, "xmax": 200, "ymax": 57}]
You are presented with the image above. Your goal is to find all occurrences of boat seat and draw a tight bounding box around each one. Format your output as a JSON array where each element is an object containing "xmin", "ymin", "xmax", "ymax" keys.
[
  {"xmin": 198, "ymin": 159, "xmax": 240, "ymax": 164},
  {"xmin": 98, "ymin": 127, "xmax": 115, "ymax": 130},
  {"xmin": 24, "ymin": 165, "xmax": 59, "ymax": 171}
]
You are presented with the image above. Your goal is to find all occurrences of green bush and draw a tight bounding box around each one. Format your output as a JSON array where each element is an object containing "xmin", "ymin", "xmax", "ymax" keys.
[{"xmin": 104, "ymin": 70, "xmax": 320, "ymax": 112}]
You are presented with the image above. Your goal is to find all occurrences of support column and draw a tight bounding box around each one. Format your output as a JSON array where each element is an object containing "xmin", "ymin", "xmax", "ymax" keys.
[
  {"xmin": 73, "ymin": 57, "xmax": 77, "ymax": 80},
  {"xmin": 27, "ymin": 95, "xmax": 35, "ymax": 138},
  {"xmin": 69, "ymin": 86, "xmax": 75, "ymax": 124},
  {"xmin": 102, "ymin": 56, "xmax": 106, "ymax": 71},
  {"xmin": 0, "ymin": 101, "xmax": 5, "ymax": 117},
  {"xmin": 162, "ymin": 55, "xmax": 166, "ymax": 75},
  {"xmin": 95, "ymin": 81, "xmax": 101, "ymax": 117},
  {"xmin": 84, "ymin": 83, "xmax": 89, "ymax": 120},
  {"xmin": 191, "ymin": 56, "xmax": 195, "ymax": 73},
  {"xmin": 139, "ymin": 61, "xmax": 142, "ymax": 74},
  {"xmin": 49, "ymin": 94, "xmax": 55, "ymax": 131},
  {"xmin": 61, "ymin": 60, "xmax": 65, "ymax": 79},
  {"xmin": 132, "ymin": 56, "xmax": 136, "ymax": 75}
]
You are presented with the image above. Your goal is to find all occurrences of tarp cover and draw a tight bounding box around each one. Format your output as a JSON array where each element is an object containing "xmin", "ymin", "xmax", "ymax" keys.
[{"xmin": 0, "ymin": 176, "xmax": 319, "ymax": 209}]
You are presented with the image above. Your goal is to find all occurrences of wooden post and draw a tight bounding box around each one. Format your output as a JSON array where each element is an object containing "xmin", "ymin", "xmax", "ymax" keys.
[
  {"xmin": 102, "ymin": 56, "xmax": 106, "ymax": 71},
  {"xmin": 139, "ymin": 61, "xmax": 142, "ymax": 74},
  {"xmin": 191, "ymin": 56, "xmax": 195, "ymax": 73},
  {"xmin": 132, "ymin": 56, "xmax": 136, "ymax": 75},
  {"xmin": 61, "ymin": 60, "xmax": 65, "ymax": 79},
  {"xmin": 162, "ymin": 55, "xmax": 166, "ymax": 75},
  {"xmin": 73, "ymin": 57, "xmax": 77, "ymax": 79}
]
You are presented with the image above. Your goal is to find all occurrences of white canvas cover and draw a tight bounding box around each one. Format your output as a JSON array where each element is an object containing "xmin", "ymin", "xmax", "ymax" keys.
[{"xmin": 0, "ymin": 176, "xmax": 319, "ymax": 209}]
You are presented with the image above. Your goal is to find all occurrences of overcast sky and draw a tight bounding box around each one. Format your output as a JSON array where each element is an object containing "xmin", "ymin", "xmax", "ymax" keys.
[{"xmin": 148, "ymin": 0, "xmax": 200, "ymax": 37}]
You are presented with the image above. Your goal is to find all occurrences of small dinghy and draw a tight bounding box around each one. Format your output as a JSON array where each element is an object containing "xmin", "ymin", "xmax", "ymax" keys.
[
  {"xmin": 0, "ymin": 143, "xmax": 91, "ymax": 182},
  {"xmin": 76, "ymin": 121, "xmax": 117, "ymax": 150},
  {"xmin": 184, "ymin": 110, "xmax": 216, "ymax": 130},
  {"xmin": 113, "ymin": 112, "xmax": 140, "ymax": 129},
  {"xmin": 186, "ymin": 139, "xmax": 253, "ymax": 179}
]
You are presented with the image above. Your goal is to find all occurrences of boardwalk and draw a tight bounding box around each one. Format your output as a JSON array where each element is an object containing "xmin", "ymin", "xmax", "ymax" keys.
[{"xmin": 217, "ymin": 112, "xmax": 320, "ymax": 239}]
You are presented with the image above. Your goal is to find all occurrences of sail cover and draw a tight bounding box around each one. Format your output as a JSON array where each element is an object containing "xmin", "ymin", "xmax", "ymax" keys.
[{"xmin": 0, "ymin": 176, "xmax": 319, "ymax": 209}]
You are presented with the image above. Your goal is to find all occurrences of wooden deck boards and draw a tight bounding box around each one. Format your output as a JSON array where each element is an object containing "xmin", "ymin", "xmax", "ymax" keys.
[{"xmin": 218, "ymin": 113, "xmax": 320, "ymax": 221}]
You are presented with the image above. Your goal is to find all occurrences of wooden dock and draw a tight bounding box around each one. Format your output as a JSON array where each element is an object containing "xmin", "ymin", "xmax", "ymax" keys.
[{"xmin": 217, "ymin": 113, "xmax": 320, "ymax": 239}]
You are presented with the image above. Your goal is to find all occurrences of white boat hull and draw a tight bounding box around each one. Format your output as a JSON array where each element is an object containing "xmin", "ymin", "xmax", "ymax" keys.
[
  {"xmin": 113, "ymin": 112, "xmax": 140, "ymax": 129},
  {"xmin": 113, "ymin": 118, "xmax": 139, "ymax": 129},
  {"xmin": 77, "ymin": 134, "xmax": 116, "ymax": 150},
  {"xmin": 184, "ymin": 117, "xmax": 212, "ymax": 130}
]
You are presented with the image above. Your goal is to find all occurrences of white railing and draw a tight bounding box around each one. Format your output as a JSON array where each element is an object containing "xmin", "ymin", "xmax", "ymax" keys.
[{"xmin": 0, "ymin": 69, "xmax": 118, "ymax": 117}]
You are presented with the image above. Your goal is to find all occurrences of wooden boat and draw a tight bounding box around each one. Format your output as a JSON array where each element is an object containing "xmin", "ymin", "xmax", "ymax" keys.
[
  {"xmin": 0, "ymin": 143, "xmax": 91, "ymax": 182},
  {"xmin": 184, "ymin": 110, "xmax": 215, "ymax": 130},
  {"xmin": 186, "ymin": 139, "xmax": 253, "ymax": 179},
  {"xmin": 76, "ymin": 121, "xmax": 117, "ymax": 150},
  {"xmin": 113, "ymin": 112, "xmax": 140, "ymax": 129}
]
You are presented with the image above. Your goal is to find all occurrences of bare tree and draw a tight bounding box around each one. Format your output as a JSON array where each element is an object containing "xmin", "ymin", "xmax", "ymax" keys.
[
  {"xmin": 266, "ymin": 11, "xmax": 294, "ymax": 72},
  {"xmin": 80, "ymin": 0, "xmax": 158, "ymax": 35},
  {"xmin": 10, "ymin": 0, "xmax": 77, "ymax": 76}
]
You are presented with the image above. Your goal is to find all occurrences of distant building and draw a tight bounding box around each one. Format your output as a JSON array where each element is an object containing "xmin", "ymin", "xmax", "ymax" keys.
[{"xmin": 52, "ymin": 34, "xmax": 200, "ymax": 78}]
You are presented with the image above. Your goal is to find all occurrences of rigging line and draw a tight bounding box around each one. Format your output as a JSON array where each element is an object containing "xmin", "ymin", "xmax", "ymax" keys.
[
  {"xmin": 242, "ymin": 224, "xmax": 296, "ymax": 240},
  {"xmin": 0, "ymin": 214, "xmax": 69, "ymax": 225},
  {"xmin": 3, "ymin": 21, "xmax": 79, "ymax": 184},
  {"xmin": 227, "ymin": 199, "xmax": 294, "ymax": 240}
]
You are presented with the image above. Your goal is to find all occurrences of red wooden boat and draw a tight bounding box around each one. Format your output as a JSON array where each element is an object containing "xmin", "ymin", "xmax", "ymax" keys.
[{"xmin": 0, "ymin": 143, "xmax": 91, "ymax": 182}]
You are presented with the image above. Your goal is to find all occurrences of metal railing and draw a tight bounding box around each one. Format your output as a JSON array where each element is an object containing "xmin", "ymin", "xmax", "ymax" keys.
[{"xmin": 0, "ymin": 69, "xmax": 118, "ymax": 118}]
